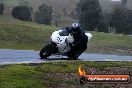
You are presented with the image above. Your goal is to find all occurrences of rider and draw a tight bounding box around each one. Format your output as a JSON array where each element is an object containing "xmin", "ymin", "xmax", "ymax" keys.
[{"xmin": 65, "ymin": 23, "xmax": 88, "ymax": 59}]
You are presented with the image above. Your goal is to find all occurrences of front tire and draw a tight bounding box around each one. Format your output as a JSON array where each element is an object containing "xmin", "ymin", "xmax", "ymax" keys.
[{"xmin": 39, "ymin": 44, "xmax": 53, "ymax": 59}]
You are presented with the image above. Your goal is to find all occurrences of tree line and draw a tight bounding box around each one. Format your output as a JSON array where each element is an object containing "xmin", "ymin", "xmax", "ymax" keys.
[
  {"xmin": 77, "ymin": 0, "xmax": 132, "ymax": 35},
  {"xmin": 0, "ymin": 0, "xmax": 132, "ymax": 35},
  {"xmin": 0, "ymin": 1, "xmax": 53, "ymax": 25},
  {"xmin": 0, "ymin": 0, "xmax": 4, "ymax": 15},
  {"xmin": 0, "ymin": 0, "xmax": 75, "ymax": 26}
]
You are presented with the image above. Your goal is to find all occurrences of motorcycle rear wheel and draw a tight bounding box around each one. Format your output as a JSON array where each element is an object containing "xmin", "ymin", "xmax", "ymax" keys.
[{"xmin": 67, "ymin": 53, "xmax": 78, "ymax": 60}]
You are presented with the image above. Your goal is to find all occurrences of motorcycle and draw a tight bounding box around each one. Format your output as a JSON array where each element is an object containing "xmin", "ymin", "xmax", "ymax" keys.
[{"xmin": 39, "ymin": 28, "xmax": 92, "ymax": 59}]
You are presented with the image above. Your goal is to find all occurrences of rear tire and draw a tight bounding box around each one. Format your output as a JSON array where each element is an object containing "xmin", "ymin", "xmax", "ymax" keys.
[{"xmin": 67, "ymin": 53, "xmax": 78, "ymax": 60}]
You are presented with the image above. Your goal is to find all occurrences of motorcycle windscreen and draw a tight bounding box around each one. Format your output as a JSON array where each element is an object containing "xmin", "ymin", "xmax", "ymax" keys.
[{"xmin": 59, "ymin": 29, "xmax": 69, "ymax": 36}]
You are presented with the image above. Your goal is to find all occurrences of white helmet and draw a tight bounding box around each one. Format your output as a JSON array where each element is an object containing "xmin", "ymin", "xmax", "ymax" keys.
[{"xmin": 72, "ymin": 23, "xmax": 80, "ymax": 29}]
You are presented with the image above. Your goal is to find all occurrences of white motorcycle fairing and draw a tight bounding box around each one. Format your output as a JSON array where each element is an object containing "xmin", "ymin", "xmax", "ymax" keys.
[
  {"xmin": 51, "ymin": 30, "xmax": 74, "ymax": 54},
  {"xmin": 85, "ymin": 33, "xmax": 92, "ymax": 41},
  {"xmin": 39, "ymin": 28, "xmax": 92, "ymax": 59}
]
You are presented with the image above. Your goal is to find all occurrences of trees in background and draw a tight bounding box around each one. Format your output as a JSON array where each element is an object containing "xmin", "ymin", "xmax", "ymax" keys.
[
  {"xmin": 76, "ymin": 0, "xmax": 102, "ymax": 31},
  {"xmin": 76, "ymin": 0, "xmax": 132, "ymax": 34},
  {"xmin": 19, "ymin": 0, "xmax": 29, "ymax": 6},
  {"xmin": 109, "ymin": 7, "xmax": 127, "ymax": 34},
  {"xmin": 98, "ymin": 20, "xmax": 109, "ymax": 33},
  {"xmin": 63, "ymin": 8, "xmax": 67, "ymax": 16},
  {"xmin": 12, "ymin": 6, "xmax": 32, "ymax": 21},
  {"xmin": 97, "ymin": 11, "xmax": 110, "ymax": 33},
  {"xmin": 70, "ymin": 10, "xmax": 76, "ymax": 19},
  {"xmin": 34, "ymin": 4, "xmax": 53, "ymax": 25},
  {"xmin": 11, "ymin": 2, "xmax": 53, "ymax": 25},
  {"xmin": 109, "ymin": 6, "xmax": 132, "ymax": 34},
  {"xmin": 0, "ymin": 0, "xmax": 4, "ymax": 15}
]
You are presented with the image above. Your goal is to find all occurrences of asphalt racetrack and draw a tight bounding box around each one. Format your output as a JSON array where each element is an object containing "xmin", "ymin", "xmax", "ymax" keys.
[{"xmin": 0, "ymin": 49, "xmax": 132, "ymax": 65}]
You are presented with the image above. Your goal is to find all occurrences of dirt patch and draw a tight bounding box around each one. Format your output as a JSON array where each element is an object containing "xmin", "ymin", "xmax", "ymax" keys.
[{"xmin": 41, "ymin": 67, "xmax": 132, "ymax": 88}]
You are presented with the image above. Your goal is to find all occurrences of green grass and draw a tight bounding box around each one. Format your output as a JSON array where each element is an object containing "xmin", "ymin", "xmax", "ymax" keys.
[
  {"xmin": 91, "ymin": 32, "xmax": 132, "ymax": 48},
  {"xmin": 0, "ymin": 16, "xmax": 57, "ymax": 50},
  {"xmin": 87, "ymin": 32, "xmax": 132, "ymax": 55},
  {"xmin": 0, "ymin": 16, "xmax": 132, "ymax": 55},
  {"xmin": 0, "ymin": 61, "xmax": 132, "ymax": 88},
  {"xmin": 5, "ymin": 0, "xmax": 19, "ymax": 6}
]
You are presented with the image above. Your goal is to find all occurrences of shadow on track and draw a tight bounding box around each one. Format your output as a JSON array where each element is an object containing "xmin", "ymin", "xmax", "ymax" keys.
[{"xmin": 40, "ymin": 57, "xmax": 80, "ymax": 61}]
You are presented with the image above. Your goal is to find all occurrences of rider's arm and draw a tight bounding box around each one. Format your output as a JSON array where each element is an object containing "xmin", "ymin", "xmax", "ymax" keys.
[{"xmin": 65, "ymin": 27, "xmax": 73, "ymax": 33}]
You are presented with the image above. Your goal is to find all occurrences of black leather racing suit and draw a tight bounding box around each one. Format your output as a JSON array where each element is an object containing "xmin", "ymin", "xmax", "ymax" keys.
[{"xmin": 65, "ymin": 27, "xmax": 88, "ymax": 59}]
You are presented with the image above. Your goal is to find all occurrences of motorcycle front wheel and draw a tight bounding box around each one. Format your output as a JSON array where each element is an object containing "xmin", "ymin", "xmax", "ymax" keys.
[{"xmin": 39, "ymin": 44, "xmax": 53, "ymax": 59}]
